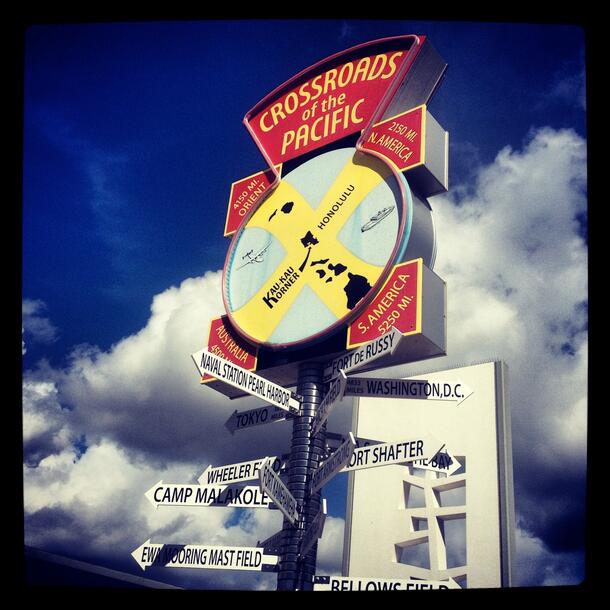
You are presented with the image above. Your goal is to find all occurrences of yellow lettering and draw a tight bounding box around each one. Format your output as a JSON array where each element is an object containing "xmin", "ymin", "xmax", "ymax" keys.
[
  {"xmin": 353, "ymin": 57, "xmax": 371, "ymax": 82},
  {"xmin": 281, "ymin": 130, "xmax": 295, "ymax": 155},
  {"xmin": 323, "ymin": 68, "xmax": 338, "ymax": 94},
  {"xmin": 367, "ymin": 54, "xmax": 387, "ymax": 80},
  {"xmin": 338, "ymin": 61, "xmax": 354, "ymax": 87},
  {"xmin": 298, "ymin": 82, "xmax": 312, "ymax": 106},
  {"xmin": 270, "ymin": 102, "xmax": 286, "ymax": 126},
  {"xmin": 259, "ymin": 111, "xmax": 274, "ymax": 133},
  {"xmin": 382, "ymin": 51, "xmax": 403, "ymax": 79},
  {"xmin": 351, "ymin": 98, "xmax": 364, "ymax": 124},
  {"xmin": 294, "ymin": 123, "xmax": 309, "ymax": 152}
]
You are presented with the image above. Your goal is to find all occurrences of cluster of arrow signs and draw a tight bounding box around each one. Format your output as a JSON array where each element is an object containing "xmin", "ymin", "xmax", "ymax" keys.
[{"xmin": 132, "ymin": 327, "xmax": 470, "ymax": 584}]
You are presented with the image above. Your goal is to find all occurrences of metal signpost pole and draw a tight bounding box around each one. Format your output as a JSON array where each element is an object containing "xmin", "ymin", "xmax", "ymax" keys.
[{"xmin": 277, "ymin": 361, "xmax": 326, "ymax": 591}]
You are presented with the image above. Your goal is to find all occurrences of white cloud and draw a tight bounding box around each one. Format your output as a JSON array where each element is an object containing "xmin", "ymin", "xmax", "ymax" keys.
[
  {"xmin": 405, "ymin": 126, "xmax": 586, "ymax": 583},
  {"xmin": 317, "ymin": 516, "xmax": 345, "ymax": 575},
  {"xmin": 22, "ymin": 126, "xmax": 587, "ymax": 588},
  {"xmin": 513, "ymin": 527, "xmax": 585, "ymax": 587},
  {"xmin": 548, "ymin": 65, "xmax": 586, "ymax": 112},
  {"xmin": 23, "ymin": 380, "xmax": 74, "ymax": 467},
  {"xmin": 23, "ymin": 437, "xmax": 284, "ymax": 590},
  {"xmin": 44, "ymin": 270, "xmax": 293, "ymax": 468},
  {"xmin": 22, "ymin": 299, "xmax": 58, "ymax": 352}
]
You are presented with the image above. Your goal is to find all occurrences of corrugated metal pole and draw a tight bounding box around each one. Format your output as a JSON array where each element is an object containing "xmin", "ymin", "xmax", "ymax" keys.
[{"xmin": 276, "ymin": 361, "xmax": 326, "ymax": 591}]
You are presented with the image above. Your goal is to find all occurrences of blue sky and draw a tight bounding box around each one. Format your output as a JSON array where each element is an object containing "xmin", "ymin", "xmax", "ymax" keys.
[{"xmin": 22, "ymin": 19, "xmax": 587, "ymax": 590}]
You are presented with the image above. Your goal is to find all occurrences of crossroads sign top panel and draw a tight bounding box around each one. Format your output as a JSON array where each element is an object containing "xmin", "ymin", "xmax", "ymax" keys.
[
  {"xmin": 244, "ymin": 36, "xmax": 423, "ymax": 165},
  {"xmin": 223, "ymin": 36, "xmax": 442, "ymax": 350}
]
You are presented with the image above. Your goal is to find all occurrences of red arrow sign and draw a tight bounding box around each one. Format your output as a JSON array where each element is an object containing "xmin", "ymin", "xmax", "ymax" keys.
[
  {"xmin": 346, "ymin": 259, "xmax": 421, "ymax": 348},
  {"xmin": 360, "ymin": 105, "xmax": 424, "ymax": 172},
  {"xmin": 224, "ymin": 166, "xmax": 281, "ymax": 237},
  {"xmin": 201, "ymin": 315, "xmax": 258, "ymax": 383}
]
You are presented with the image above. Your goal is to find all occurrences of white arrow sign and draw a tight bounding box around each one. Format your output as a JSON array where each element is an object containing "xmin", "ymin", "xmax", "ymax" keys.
[
  {"xmin": 300, "ymin": 498, "xmax": 327, "ymax": 557},
  {"xmin": 198, "ymin": 456, "xmax": 283, "ymax": 487},
  {"xmin": 342, "ymin": 434, "xmax": 443, "ymax": 472},
  {"xmin": 323, "ymin": 327, "xmax": 402, "ymax": 381},
  {"xmin": 311, "ymin": 371, "xmax": 348, "ymax": 435},
  {"xmin": 191, "ymin": 349, "xmax": 301, "ymax": 413},
  {"xmin": 225, "ymin": 405, "xmax": 290, "ymax": 434},
  {"xmin": 311, "ymin": 433, "xmax": 356, "ymax": 493},
  {"xmin": 145, "ymin": 481, "xmax": 273, "ymax": 509},
  {"xmin": 412, "ymin": 446, "xmax": 462, "ymax": 476},
  {"xmin": 344, "ymin": 376, "xmax": 473, "ymax": 405},
  {"xmin": 326, "ymin": 431, "xmax": 382, "ymax": 449},
  {"xmin": 313, "ymin": 575, "xmax": 461, "ymax": 590},
  {"xmin": 259, "ymin": 457, "xmax": 299, "ymax": 526},
  {"xmin": 131, "ymin": 540, "xmax": 278, "ymax": 572},
  {"xmin": 257, "ymin": 529, "xmax": 284, "ymax": 553}
]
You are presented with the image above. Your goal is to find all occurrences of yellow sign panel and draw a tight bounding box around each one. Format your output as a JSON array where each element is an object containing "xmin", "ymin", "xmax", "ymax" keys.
[{"xmin": 223, "ymin": 148, "xmax": 410, "ymax": 347}]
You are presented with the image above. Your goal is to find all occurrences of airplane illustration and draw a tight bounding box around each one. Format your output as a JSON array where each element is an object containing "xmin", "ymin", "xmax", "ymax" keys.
[{"xmin": 237, "ymin": 242, "xmax": 272, "ymax": 269}]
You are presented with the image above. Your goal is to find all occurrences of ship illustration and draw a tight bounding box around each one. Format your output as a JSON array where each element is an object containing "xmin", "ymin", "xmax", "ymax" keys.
[{"xmin": 360, "ymin": 206, "xmax": 394, "ymax": 232}]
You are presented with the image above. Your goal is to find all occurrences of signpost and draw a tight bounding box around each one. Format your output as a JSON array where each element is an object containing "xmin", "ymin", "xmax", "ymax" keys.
[
  {"xmin": 259, "ymin": 457, "xmax": 300, "ymax": 526},
  {"xmin": 198, "ymin": 456, "xmax": 282, "ymax": 486},
  {"xmin": 225, "ymin": 405, "xmax": 291, "ymax": 434},
  {"xmin": 145, "ymin": 481, "xmax": 273, "ymax": 509},
  {"xmin": 130, "ymin": 33, "xmax": 503, "ymax": 592},
  {"xmin": 313, "ymin": 576, "xmax": 460, "ymax": 591},
  {"xmin": 201, "ymin": 315, "xmax": 258, "ymax": 386},
  {"xmin": 310, "ymin": 371, "xmax": 347, "ymax": 435},
  {"xmin": 131, "ymin": 540, "xmax": 278, "ymax": 572},
  {"xmin": 326, "ymin": 431, "xmax": 382, "ymax": 449},
  {"xmin": 225, "ymin": 166, "xmax": 282, "ymax": 237},
  {"xmin": 324, "ymin": 328, "xmax": 402, "ymax": 381},
  {"xmin": 300, "ymin": 499, "xmax": 327, "ymax": 557},
  {"xmin": 342, "ymin": 434, "xmax": 442, "ymax": 472},
  {"xmin": 257, "ymin": 530, "xmax": 285, "ymax": 554},
  {"xmin": 346, "ymin": 261, "xmax": 420, "ymax": 349},
  {"xmin": 310, "ymin": 434, "xmax": 356, "ymax": 493},
  {"xmin": 344, "ymin": 375, "xmax": 473, "ymax": 405},
  {"xmin": 191, "ymin": 349, "xmax": 301, "ymax": 413},
  {"xmin": 412, "ymin": 447, "xmax": 461, "ymax": 476}
]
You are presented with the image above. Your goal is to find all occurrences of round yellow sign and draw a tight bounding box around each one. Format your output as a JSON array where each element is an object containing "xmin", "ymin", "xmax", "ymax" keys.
[{"xmin": 222, "ymin": 147, "xmax": 413, "ymax": 348}]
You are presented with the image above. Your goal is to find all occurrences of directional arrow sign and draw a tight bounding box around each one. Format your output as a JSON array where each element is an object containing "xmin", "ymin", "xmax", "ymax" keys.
[
  {"xmin": 313, "ymin": 575, "xmax": 461, "ymax": 590},
  {"xmin": 344, "ymin": 376, "xmax": 473, "ymax": 405},
  {"xmin": 311, "ymin": 371, "xmax": 348, "ymax": 436},
  {"xmin": 198, "ymin": 456, "xmax": 283, "ymax": 487},
  {"xmin": 259, "ymin": 457, "xmax": 299, "ymax": 526},
  {"xmin": 412, "ymin": 446, "xmax": 462, "ymax": 476},
  {"xmin": 224, "ymin": 165, "xmax": 281, "ymax": 237},
  {"xmin": 201, "ymin": 315, "xmax": 258, "ymax": 384},
  {"xmin": 225, "ymin": 405, "xmax": 291, "ymax": 434},
  {"xmin": 145, "ymin": 481, "xmax": 273, "ymax": 509},
  {"xmin": 341, "ymin": 434, "xmax": 443, "ymax": 473},
  {"xmin": 311, "ymin": 433, "xmax": 356, "ymax": 493},
  {"xmin": 324, "ymin": 327, "xmax": 402, "ymax": 381},
  {"xmin": 300, "ymin": 498, "xmax": 327, "ymax": 557},
  {"xmin": 191, "ymin": 349, "xmax": 301, "ymax": 413},
  {"xmin": 326, "ymin": 431, "xmax": 382, "ymax": 449},
  {"xmin": 131, "ymin": 540, "xmax": 278, "ymax": 572},
  {"xmin": 257, "ymin": 529, "xmax": 284, "ymax": 554}
]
